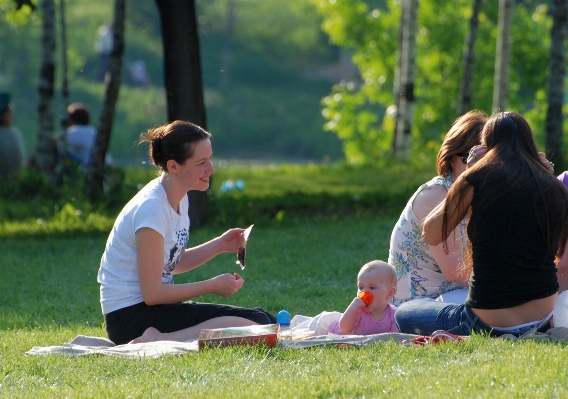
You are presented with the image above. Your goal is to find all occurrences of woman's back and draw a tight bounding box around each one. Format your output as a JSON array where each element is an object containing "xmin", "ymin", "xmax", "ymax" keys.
[{"xmin": 464, "ymin": 164, "xmax": 565, "ymax": 309}]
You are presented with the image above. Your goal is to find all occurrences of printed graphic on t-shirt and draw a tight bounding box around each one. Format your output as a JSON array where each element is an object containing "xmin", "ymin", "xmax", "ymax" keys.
[{"xmin": 162, "ymin": 228, "xmax": 189, "ymax": 284}]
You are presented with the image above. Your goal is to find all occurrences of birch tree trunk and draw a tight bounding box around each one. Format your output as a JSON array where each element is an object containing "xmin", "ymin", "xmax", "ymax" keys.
[
  {"xmin": 86, "ymin": 0, "xmax": 126, "ymax": 200},
  {"xmin": 457, "ymin": 0, "xmax": 483, "ymax": 116},
  {"xmin": 545, "ymin": 0, "xmax": 566, "ymax": 172},
  {"xmin": 55, "ymin": 0, "xmax": 69, "ymax": 182},
  {"xmin": 393, "ymin": 0, "xmax": 418, "ymax": 159},
  {"xmin": 492, "ymin": 0, "xmax": 513, "ymax": 114},
  {"xmin": 35, "ymin": 0, "xmax": 57, "ymax": 175},
  {"xmin": 155, "ymin": 0, "xmax": 209, "ymax": 226},
  {"xmin": 391, "ymin": 9, "xmax": 403, "ymax": 153}
]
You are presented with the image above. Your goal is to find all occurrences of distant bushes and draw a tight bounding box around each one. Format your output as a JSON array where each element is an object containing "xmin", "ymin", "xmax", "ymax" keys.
[
  {"xmin": 208, "ymin": 187, "xmax": 414, "ymax": 227},
  {"xmin": 0, "ymin": 163, "xmax": 433, "ymax": 237}
]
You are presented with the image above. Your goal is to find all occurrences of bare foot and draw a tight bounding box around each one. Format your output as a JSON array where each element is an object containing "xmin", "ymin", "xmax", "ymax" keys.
[{"xmin": 130, "ymin": 327, "xmax": 164, "ymax": 344}]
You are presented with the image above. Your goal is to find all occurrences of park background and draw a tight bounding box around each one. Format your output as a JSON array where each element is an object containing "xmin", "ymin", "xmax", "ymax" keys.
[
  {"xmin": 3, "ymin": 0, "xmax": 566, "ymax": 169},
  {"xmin": 2, "ymin": 0, "xmax": 351, "ymax": 164},
  {"xmin": 2, "ymin": 0, "xmax": 568, "ymax": 397}
]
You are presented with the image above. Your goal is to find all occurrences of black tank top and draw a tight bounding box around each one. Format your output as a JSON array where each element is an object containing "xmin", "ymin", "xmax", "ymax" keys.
[{"xmin": 464, "ymin": 167, "xmax": 559, "ymax": 309}]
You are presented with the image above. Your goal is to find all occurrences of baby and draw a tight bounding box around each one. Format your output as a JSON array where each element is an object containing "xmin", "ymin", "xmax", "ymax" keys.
[{"xmin": 328, "ymin": 260, "xmax": 399, "ymax": 335}]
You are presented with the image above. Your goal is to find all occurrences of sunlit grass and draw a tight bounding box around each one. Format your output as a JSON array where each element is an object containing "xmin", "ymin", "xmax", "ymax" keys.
[{"xmin": 2, "ymin": 217, "xmax": 568, "ymax": 398}]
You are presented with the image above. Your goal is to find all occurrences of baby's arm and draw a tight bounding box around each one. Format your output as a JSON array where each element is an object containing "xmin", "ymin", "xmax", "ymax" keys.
[
  {"xmin": 338, "ymin": 297, "xmax": 365, "ymax": 334},
  {"xmin": 389, "ymin": 306, "xmax": 399, "ymax": 332}
]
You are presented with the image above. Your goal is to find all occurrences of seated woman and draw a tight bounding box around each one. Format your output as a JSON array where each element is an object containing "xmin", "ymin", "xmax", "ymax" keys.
[
  {"xmin": 395, "ymin": 112, "xmax": 568, "ymax": 337},
  {"xmin": 98, "ymin": 120, "xmax": 275, "ymax": 345},
  {"xmin": 388, "ymin": 111, "xmax": 487, "ymax": 305}
]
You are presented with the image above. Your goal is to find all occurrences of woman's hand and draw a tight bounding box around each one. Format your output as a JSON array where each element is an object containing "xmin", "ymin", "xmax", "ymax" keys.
[
  {"xmin": 216, "ymin": 228, "xmax": 246, "ymax": 253},
  {"xmin": 538, "ymin": 152, "xmax": 555, "ymax": 174},
  {"xmin": 466, "ymin": 145, "xmax": 488, "ymax": 168},
  {"xmin": 209, "ymin": 273, "xmax": 245, "ymax": 297}
]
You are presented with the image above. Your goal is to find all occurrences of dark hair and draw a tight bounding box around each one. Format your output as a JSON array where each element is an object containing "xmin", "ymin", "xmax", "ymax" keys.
[
  {"xmin": 67, "ymin": 103, "xmax": 90, "ymax": 125},
  {"xmin": 139, "ymin": 120, "xmax": 211, "ymax": 172},
  {"xmin": 0, "ymin": 107, "xmax": 10, "ymax": 127},
  {"xmin": 442, "ymin": 112, "xmax": 568, "ymax": 269},
  {"xmin": 0, "ymin": 92, "xmax": 11, "ymax": 126},
  {"xmin": 436, "ymin": 110, "xmax": 486, "ymax": 176}
]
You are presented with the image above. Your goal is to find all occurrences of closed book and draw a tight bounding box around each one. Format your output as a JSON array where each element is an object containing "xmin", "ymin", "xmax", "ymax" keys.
[{"xmin": 198, "ymin": 324, "xmax": 279, "ymax": 350}]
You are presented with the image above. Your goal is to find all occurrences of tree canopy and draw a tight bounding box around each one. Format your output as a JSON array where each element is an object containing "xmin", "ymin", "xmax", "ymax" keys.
[{"xmin": 315, "ymin": 0, "xmax": 553, "ymax": 164}]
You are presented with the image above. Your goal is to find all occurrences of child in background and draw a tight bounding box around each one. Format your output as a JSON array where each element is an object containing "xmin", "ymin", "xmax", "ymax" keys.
[{"xmin": 328, "ymin": 260, "xmax": 399, "ymax": 335}]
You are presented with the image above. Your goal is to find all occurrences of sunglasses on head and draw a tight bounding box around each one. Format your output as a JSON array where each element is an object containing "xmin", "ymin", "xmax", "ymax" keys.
[{"xmin": 458, "ymin": 153, "xmax": 469, "ymax": 164}]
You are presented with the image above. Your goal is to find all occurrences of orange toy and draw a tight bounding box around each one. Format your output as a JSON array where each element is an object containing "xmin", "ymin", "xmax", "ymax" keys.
[{"xmin": 358, "ymin": 291, "xmax": 373, "ymax": 306}]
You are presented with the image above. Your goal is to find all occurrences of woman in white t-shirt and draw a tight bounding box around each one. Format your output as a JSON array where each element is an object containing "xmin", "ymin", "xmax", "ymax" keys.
[{"xmin": 98, "ymin": 120, "xmax": 275, "ymax": 344}]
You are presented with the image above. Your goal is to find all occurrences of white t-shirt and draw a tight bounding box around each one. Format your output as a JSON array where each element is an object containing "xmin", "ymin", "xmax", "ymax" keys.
[
  {"xmin": 66, "ymin": 125, "xmax": 97, "ymax": 166},
  {"xmin": 98, "ymin": 176, "xmax": 190, "ymax": 314}
]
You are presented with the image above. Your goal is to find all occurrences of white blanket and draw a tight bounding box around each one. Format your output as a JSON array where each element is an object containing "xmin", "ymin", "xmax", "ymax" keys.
[
  {"xmin": 26, "ymin": 335, "xmax": 199, "ymax": 358},
  {"xmin": 25, "ymin": 331, "xmax": 418, "ymax": 357},
  {"xmin": 26, "ymin": 325, "xmax": 568, "ymax": 358}
]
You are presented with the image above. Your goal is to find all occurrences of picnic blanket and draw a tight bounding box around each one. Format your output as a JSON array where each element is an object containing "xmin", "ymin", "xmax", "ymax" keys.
[
  {"xmin": 26, "ymin": 335, "xmax": 200, "ymax": 358},
  {"xmin": 26, "ymin": 317, "xmax": 568, "ymax": 358},
  {"xmin": 26, "ymin": 331, "xmax": 422, "ymax": 358}
]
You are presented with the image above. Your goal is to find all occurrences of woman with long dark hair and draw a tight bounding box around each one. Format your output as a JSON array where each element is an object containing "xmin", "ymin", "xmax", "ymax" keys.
[{"xmin": 395, "ymin": 112, "xmax": 568, "ymax": 336}]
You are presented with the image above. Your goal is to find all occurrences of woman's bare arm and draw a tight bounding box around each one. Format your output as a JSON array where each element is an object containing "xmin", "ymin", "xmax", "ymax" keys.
[
  {"xmin": 422, "ymin": 177, "xmax": 474, "ymax": 247},
  {"xmin": 136, "ymin": 228, "xmax": 244, "ymax": 305},
  {"xmin": 172, "ymin": 228, "xmax": 245, "ymax": 275},
  {"xmin": 413, "ymin": 185, "xmax": 468, "ymax": 286}
]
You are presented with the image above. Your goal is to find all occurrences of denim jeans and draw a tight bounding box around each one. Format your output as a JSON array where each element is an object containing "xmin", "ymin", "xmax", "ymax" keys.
[{"xmin": 394, "ymin": 298, "xmax": 497, "ymax": 337}]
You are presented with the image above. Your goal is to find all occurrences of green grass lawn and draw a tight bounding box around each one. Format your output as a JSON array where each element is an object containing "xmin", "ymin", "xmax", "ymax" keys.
[
  {"xmin": 1, "ymin": 164, "xmax": 568, "ymax": 397},
  {"xmin": 2, "ymin": 216, "xmax": 568, "ymax": 398}
]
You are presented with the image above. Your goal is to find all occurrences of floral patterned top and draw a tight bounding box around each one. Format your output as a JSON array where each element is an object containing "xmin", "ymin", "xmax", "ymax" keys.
[{"xmin": 388, "ymin": 175, "xmax": 467, "ymax": 306}]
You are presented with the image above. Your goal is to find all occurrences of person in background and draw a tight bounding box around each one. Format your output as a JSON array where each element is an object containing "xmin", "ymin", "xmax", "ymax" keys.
[
  {"xmin": 0, "ymin": 92, "xmax": 26, "ymax": 179},
  {"xmin": 95, "ymin": 23, "xmax": 113, "ymax": 81},
  {"xmin": 98, "ymin": 120, "xmax": 276, "ymax": 345},
  {"xmin": 327, "ymin": 260, "xmax": 398, "ymax": 335},
  {"xmin": 129, "ymin": 60, "xmax": 150, "ymax": 89},
  {"xmin": 388, "ymin": 111, "xmax": 487, "ymax": 306},
  {"xmin": 395, "ymin": 112, "xmax": 568, "ymax": 337},
  {"xmin": 64, "ymin": 103, "xmax": 97, "ymax": 167}
]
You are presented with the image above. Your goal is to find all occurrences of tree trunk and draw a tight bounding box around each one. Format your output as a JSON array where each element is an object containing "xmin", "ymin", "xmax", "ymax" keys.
[
  {"xmin": 155, "ymin": 0, "xmax": 209, "ymax": 226},
  {"xmin": 55, "ymin": 0, "xmax": 69, "ymax": 183},
  {"xmin": 35, "ymin": 0, "xmax": 57, "ymax": 175},
  {"xmin": 492, "ymin": 0, "xmax": 513, "ymax": 114},
  {"xmin": 545, "ymin": 0, "xmax": 566, "ymax": 172},
  {"xmin": 391, "ymin": 8, "xmax": 404, "ymax": 153},
  {"xmin": 86, "ymin": 0, "xmax": 126, "ymax": 200},
  {"xmin": 393, "ymin": 0, "xmax": 418, "ymax": 159},
  {"xmin": 457, "ymin": 0, "xmax": 483, "ymax": 116}
]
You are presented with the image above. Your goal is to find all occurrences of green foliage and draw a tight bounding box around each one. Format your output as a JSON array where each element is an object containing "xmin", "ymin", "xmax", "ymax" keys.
[
  {"xmin": 0, "ymin": 166, "xmax": 142, "ymax": 237},
  {"xmin": 0, "ymin": 162, "xmax": 434, "ymax": 237},
  {"xmin": 315, "ymin": 0, "xmax": 555, "ymax": 164},
  {"xmin": 0, "ymin": 0, "xmax": 37, "ymax": 25},
  {"xmin": 208, "ymin": 162, "xmax": 433, "ymax": 227}
]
